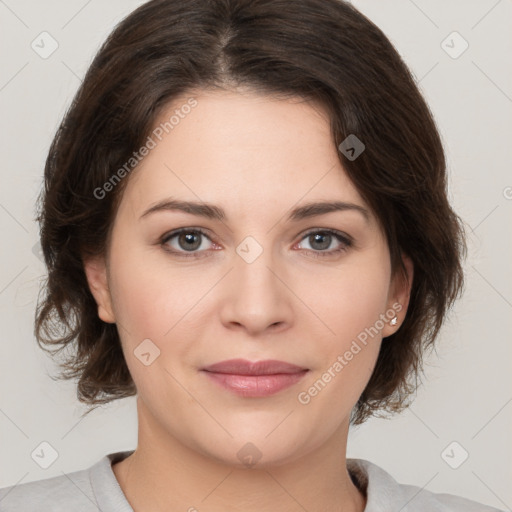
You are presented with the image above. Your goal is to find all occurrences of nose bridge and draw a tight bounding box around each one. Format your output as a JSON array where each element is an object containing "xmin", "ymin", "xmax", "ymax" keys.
[
  {"xmin": 234, "ymin": 233, "xmax": 281, "ymax": 301},
  {"xmin": 220, "ymin": 233, "xmax": 292, "ymax": 333}
]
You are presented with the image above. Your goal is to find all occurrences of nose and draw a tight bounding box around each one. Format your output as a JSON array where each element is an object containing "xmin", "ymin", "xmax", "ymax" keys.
[{"xmin": 218, "ymin": 245, "xmax": 294, "ymax": 337}]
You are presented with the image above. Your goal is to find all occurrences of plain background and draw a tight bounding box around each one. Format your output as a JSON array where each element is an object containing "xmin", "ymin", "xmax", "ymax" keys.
[{"xmin": 0, "ymin": 0, "xmax": 511, "ymax": 509}]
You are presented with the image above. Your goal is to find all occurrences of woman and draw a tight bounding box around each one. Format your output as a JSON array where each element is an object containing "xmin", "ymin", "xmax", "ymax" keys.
[{"xmin": 0, "ymin": 0, "xmax": 503, "ymax": 510}]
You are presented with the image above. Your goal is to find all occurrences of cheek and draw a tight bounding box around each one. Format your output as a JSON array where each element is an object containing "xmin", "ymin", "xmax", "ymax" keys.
[
  {"xmin": 108, "ymin": 244, "xmax": 209, "ymax": 338},
  {"xmin": 107, "ymin": 253, "xmax": 204, "ymax": 403},
  {"xmin": 301, "ymin": 256, "xmax": 391, "ymax": 347},
  {"xmin": 293, "ymin": 254, "xmax": 390, "ymax": 402}
]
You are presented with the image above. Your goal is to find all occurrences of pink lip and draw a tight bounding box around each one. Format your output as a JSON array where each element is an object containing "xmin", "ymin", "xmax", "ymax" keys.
[{"xmin": 201, "ymin": 359, "xmax": 309, "ymax": 397}]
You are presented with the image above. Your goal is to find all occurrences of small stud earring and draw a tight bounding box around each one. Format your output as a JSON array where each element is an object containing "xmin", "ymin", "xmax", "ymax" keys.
[{"xmin": 390, "ymin": 317, "xmax": 398, "ymax": 326}]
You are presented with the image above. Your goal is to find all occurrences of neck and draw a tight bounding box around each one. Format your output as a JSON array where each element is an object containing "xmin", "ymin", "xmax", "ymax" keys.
[{"xmin": 113, "ymin": 399, "xmax": 366, "ymax": 512}]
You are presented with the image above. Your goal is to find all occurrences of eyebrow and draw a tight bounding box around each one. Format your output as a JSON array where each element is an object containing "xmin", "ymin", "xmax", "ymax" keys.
[{"xmin": 139, "ymin": 198, "xmax": 370, "ymax": 224}]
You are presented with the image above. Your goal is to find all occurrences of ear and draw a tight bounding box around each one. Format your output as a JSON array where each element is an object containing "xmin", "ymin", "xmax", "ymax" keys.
[
  {"xmin": 382, "ymin": 252, "xmax": 414, "ymax": 338},
  {"xmin": 83, "ymin": 255, "xmax": 116, "ymax": 324}
]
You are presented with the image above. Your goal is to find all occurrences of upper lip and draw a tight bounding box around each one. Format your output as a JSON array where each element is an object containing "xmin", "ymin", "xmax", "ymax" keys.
[{"xmin": 201, "ymin": 359, "xmax": 308, "ymax": 375}]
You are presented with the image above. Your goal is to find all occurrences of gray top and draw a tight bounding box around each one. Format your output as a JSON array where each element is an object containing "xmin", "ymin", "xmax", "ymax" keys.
[{"xmin": 0, "ymin": 450, "xmax": 504, "ymax": 511}]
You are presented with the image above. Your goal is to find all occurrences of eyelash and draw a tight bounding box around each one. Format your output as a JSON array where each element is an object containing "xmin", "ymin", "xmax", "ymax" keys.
[{"xmin": 160, "ymin": 227, "xmax": 353, "ymax": 259}]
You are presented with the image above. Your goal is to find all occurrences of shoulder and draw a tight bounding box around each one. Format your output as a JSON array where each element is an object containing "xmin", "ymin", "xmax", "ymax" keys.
[
  {"xmin": 0, "ymin": 467, "xmax": 95, "ymax": 512},
  {"xmin": 397, "ymin": 482, "xmax": 503, "ymax": 512},
  {"xmin": 347, "ymin": 458, "xmax": 505, "ymax": 512},
  {"xmin": 0, "ymin": 450, "xmax": 134, "ymax": 512}
]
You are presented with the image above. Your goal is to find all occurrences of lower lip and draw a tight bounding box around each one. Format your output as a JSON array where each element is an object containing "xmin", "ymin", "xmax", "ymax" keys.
[{"xmin": 202, "ymin": 370, "xmax": 309, "ymax": 397}]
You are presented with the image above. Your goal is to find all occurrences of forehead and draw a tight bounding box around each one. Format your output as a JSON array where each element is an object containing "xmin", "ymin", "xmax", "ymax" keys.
[{"xmin": 119, "ymin": 90, "xmax": 368, "ymax": 222}]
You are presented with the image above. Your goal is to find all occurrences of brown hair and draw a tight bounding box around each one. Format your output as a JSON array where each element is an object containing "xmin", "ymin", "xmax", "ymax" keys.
[{"xmin": 35, "ymin": 0, "xmax": 466, "ymax": 424}]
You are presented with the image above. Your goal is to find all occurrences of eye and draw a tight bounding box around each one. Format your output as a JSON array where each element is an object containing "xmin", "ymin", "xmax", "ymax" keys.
[
  {"xmin": 161, "ymin": 228, "xmax": 216, "ymax": 258},
  {"xmin": 295, "ymin": 229, "xmax": 352, "ymax": 257},
  {"xmin": 160, "ymin": 227, "xmax": 353, "ymax": 259}
]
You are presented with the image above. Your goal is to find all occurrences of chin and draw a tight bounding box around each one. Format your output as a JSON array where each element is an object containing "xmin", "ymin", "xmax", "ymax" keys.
[{"xmin": 196, "ymin": 429, "xmax": 311, "ymax": 470}]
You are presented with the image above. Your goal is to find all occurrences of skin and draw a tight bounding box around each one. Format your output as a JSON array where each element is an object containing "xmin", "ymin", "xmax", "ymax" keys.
[{"xmin": 84, "ymin": 89, "xmax": 413, "ymax": 512}]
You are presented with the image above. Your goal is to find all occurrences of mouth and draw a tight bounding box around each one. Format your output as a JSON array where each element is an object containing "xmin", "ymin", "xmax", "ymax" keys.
[{"xmin": 200, "ymin": 359, "xmax": 309, "ymax": 397}]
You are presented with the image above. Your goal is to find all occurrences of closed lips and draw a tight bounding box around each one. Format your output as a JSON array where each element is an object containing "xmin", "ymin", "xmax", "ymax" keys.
[{"xmin": 201, "ymin": 359, "xmax": 308, "ymax": 375}]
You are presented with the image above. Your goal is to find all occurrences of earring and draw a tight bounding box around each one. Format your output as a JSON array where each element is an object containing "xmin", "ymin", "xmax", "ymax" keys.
[{"xmin": 390, "ymin": 316, "xmax": 398, "ymax": 326}]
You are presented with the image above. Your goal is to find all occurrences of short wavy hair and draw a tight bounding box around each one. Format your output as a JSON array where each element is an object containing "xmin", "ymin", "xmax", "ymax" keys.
[{"xmin": 35, "ymin": 0, "xmax": 466, "ymax": 425}]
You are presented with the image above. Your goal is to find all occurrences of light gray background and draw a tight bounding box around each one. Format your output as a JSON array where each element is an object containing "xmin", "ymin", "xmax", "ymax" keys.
[{"xmin": 1, "ymin": 0, "xmax": 511, "ymax": 509}]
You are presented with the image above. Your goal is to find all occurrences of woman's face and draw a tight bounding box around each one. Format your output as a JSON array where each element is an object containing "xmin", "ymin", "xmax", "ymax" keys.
[{"xmin": 85, "ymin": 89, "xmax": 412, "ymax": 467}]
